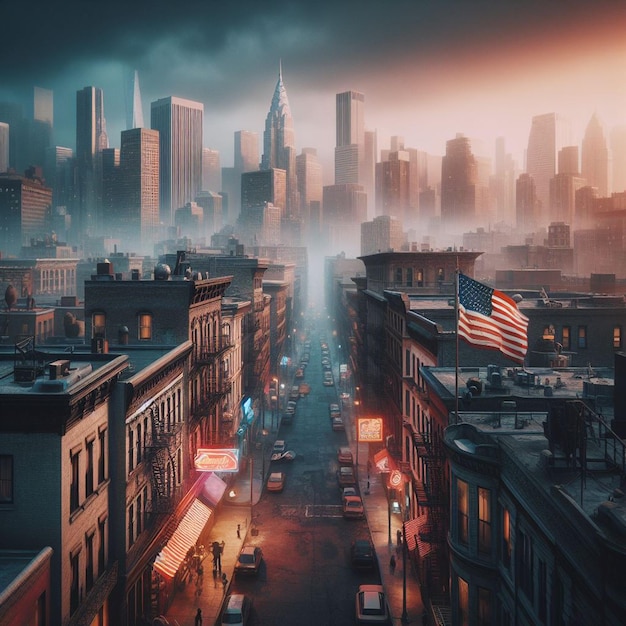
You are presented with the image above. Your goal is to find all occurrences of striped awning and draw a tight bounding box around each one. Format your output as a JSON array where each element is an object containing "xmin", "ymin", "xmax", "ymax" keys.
[
  {"xmin": 153, "ymin": 499, "xmax": 212, "ymax": 579},
  {"xmin": 404, "ymin": 516, "xmax": 434, "ymax": 560}
]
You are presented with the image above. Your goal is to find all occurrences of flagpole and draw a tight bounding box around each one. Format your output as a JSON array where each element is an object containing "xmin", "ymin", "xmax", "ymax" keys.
[{"xmin": 455, "ymin": 265, "xmax": 460, "ymax": 425}]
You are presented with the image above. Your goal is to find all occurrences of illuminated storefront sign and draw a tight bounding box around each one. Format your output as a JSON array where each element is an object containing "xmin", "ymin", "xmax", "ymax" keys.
[
  {"xmin": 194, "ymin": 448, "xmax": 239, "ymax": 472},
  {"xmin": 357, "ymin": 417, "xmax": 383, "ymax": 442}
]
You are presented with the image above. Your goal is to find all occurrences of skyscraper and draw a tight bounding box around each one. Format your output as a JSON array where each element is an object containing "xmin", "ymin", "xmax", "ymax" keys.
[
  {"xmin": 0, "ymin": 122, "xmax": 8, "ymax": 173},
  {"xmin": 202, "ymin": 148, "xmax": 222, "ymax": 192},
  {"xmin": 241, "ymin": 168, "xmax": 287, "ymax": 215},
  {"xmin": 610, "ymin": 125, "xmax": 626, "ymax": 194},
  {"xmin": 335, "ymin": 91, "xmax": 365, "ymax": 186},
  {"xmin": 76, "ymin": 86, "xmax": 109, "ymax": 239},
  {"xmin": 525, "ymin": 112, "xmax": 571, "ymax": 216},
  {"xmin": 375, "ymin": 151, "xmax": 411, "ymax": 224},
  {"xmin": 581, "ymin": 113, "xmax": 609, "ymax": 197},
  {"xmin": 125, "ymin": 70, "xmax": 145, "ymax": 130},
  {"xmin": 261, "ymin": 64, "xmax": 298, "ymax": 217},
  {"xmin": 151, "ymin": 96, "xmax": 203, "ymax": 225},
  {"xmin": 235, "ymin": 130, "xmax": 259, "ymax": 173},
  {"xmin": 296, "ymin": 147, "xmax": 323, "ymax": 231}
]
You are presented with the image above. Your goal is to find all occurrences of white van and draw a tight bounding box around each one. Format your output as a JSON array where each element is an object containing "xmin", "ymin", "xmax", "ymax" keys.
[{"xmin": 221, "ymin": 593, "xmax": 251, "ymax": 625}]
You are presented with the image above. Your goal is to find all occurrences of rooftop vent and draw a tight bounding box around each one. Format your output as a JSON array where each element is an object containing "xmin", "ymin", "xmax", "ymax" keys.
[{"xmin": 49, "ymin": 359, "xmax": 70, "ymax": 380}]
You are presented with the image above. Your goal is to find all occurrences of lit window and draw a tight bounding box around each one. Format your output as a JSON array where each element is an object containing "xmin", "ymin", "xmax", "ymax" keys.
[
  {"xmin": 478, "ymin": 487, "xmax": 491, "ymax": 554},
  {"xmin": 138, "ymin": 313, "xmax": 152, "ymax": 340},
  {"xmin": 458, "ymin": 576, "xmax": 469, "ymax": 626},
  {"xmin": 92, "ymin": 312, "xmax": 106, "ymax": 338},
  {"xmin": 502, "ymin": 507, "xmax": 512, "ymax": 569},
  {"xmin": 457, "ymin": 479, "xmax": 469, "ymax": 545},
  {"xmin": 561, "ymin": 326, "xmax": 571, "ymax": 350},
  {"xmin": 614, "ymin": 326, "xmax": 622, "ymax": 349}
]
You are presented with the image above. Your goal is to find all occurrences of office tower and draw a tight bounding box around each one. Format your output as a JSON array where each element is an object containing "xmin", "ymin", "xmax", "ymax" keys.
[
  {"xmin": 526, "ymin": 112, "xmax": 571, "ymax": 215},
  {"xmin": 261, "ymin": 64, "xmax": 298, "ymax": 217},
  {"xmin": 235, "ymin": 130, "xmax": 259, "ymax": 173},
  {"xmin": 575, "ymin": 185, "xmax": 599, "ymax": 226},
  {"xmin": 241, "ymin": 168, "xmax": 287, "ymax": 215},
  {"xmin": 549, "ymin": 171, "xmax": 585, "ymax": 226},
  {"xmin": 0, "ymin": 101, "xmax": 23, "ymax": 172},
  {"xmin": 119, "ymin": 128, "xmax": 160, "ymax": 252},
  {"xmin": 238, "ymin": 201, "xmax": 281, "ymax": 246},
  {"xmin": 101, "ymin": 147, "xmax": 120, "ymax": 221},
  {"xmin": 610, "ymin": 125, "xmax": 626, "ymax": 193},
  {"xmin": 322, "ymin": 183, "xmax": 367, "ymax": 256},
  {"xmin": 44, "ymin": 145, "xmax": 74, "ymax": 209},
  {"xmin": 76, "ymin": 86, "xmax": 109, "ymax": 239},
  {"xmin": 558, "ymin": 146, "xmax": 579, "ymax": 175},
  {"xmin": 0, "ymin": 122, "xmax": 8, "ymax": 172},
  {"xmin": 493, "ymin": 137, "xmax": 517, "ymax": 224},
  {"xmin": 33, "ymin": 86, "xmax": 53, "ymax": 124},
  {"xmin": 363, "ymin": 129, "xmax": 377, "ymax": 216},
  {"xmin": 195, "ymin": 190, "xmax": 223, "ymax": 240},
  {"xmin": 516, "ymin": 173, "xmax": 540, "ymax": 233},
  {"xmin": 440, "ymin": 134, "xmax": 490, "ymax": 231},
  {"xmin": 151, "ymin": 96, "xmax": 203, "ymax": 225},
  {"xmin": 375, "ymin": 151, "xmax": 411, "ymax": 224},
  {"xmin": 202, "ymin": 148, "xmax": 222, "ymax": 192},
  {"xmin": 125, "ymin": 69, "xmax": 145, "ymax": 130},
  {"xmin": 361, "ymin": 215, "xmax": 404, "ymax": 255},
  {"xmin": 296, "ymin": 147, "xmax": 323, "ymax": 230},
  {"xmin": 0, "ymin": 173, "xmax": 53, "ymax": 256},
  {"xmin": 335, "ymin": 90, "xmax": 365, "ymax": 187},
  {"xmin": 581, "ymin": 113, "xmax": 609, "ymax": 197}
]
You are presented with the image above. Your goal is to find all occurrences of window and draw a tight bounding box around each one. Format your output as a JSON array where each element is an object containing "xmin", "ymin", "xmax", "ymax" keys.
[
  {"xmin": 458, "ymin": 576, "xmax": 469, "ymax": 626},
  {"xmin": 70, "ymin": 549, "xmax": 80, "ymax": 614},
  {"xmin": 502, "ymin": 507, "xmax": 512, "ymax": 569},
  {"xmin": 395, "ymin": 268, "xmax": 402, "ymax": 283},
  {"xmin": 128, "ymin": 503, "xmax": 135, "ymax": 548},
  {"xmin": 561, "ymin": 326, "xmax": 571, "ymax": 350},
  {"xmin": 518, "ymin": 530, "xmax": 534, "ymax": 601},
  {"xmin": 86, "ymin": 532, "xmax": 95, "ymax": 591},
  {"xmin": 98, "ymin": 517, "xmax": 106, "ymax": 576},
  {"xmin": 70, "ymin": 451, "xmax": 80, "ymax": 512},
  {"xmin": 437, "ymin": 267, "xmax": 444, "ymax": 283},
  {"xmin": 478, "ymin": 587, "xmax": 492, "ymax": 626},
  {"xmin": 406, "ymin": 268, "xmax": 413, "ymax": 287},
  {"xmin": 138, "ymin": 313, "xmax": 152, "ymax": 340},
  {"xmin": 0, "ymin": 455, "xmax": 13, "ymax": 503},
  {"xmin": 417, "ymin": 269, "xmax": 424, "ymax": 287},
  {"xmin": 128, "ymin": 428, "xmax": 134, "ymax": 473},
  {"xmin": 577, "ymin": 326, "xmax": 587, "ymax": 349},
  {"xmin": 136, "ymin": 423, "xmax": 142, "ymax": 464},
  {"xmin": 98, "ymin": 429, "xmax": 106, "ymax": 484},
  {"xmin": 478, "ymin": 487, "xmax": 492, "ymax": 555},
  {"xmin": 85, "ymin": 439, "xmax": 94, "ymax": 498},
  {"xmin": 92, "ymin": 312, "xmax": 106, "ymax": 338},
  {"xmin": 457, "ymin": 479, "xmax": 469, "ymax": 545},
  {"xmin": 614, "ymin": 326, "xmax": 622, "ymax": 349}
]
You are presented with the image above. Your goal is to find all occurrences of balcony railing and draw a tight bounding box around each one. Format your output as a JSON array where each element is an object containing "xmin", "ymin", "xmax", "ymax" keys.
[{"xmin": 196, "ymin": 335, "xmax": 231, "ymax": 363}]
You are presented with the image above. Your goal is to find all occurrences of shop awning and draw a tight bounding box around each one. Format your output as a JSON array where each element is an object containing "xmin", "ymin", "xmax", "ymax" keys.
[
  {"xmin": 153, "ymin": 499, "xmax": 212, "ymax": 579},
  {"xmin": 404, "ymin": 516, "xmax": 434, "ymax": 560}
]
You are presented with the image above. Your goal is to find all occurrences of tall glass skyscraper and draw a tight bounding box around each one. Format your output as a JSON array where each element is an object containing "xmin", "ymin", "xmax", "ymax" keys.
[
  {"xmin": 151, "ymin": 96, "xmax": 203, "ymax": 225},
  {"xmin": 335, "ymin": 90, "xmax": 364, "ymax": 185}
]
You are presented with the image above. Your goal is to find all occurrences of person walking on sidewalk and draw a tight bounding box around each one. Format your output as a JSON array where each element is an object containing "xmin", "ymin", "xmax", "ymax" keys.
[
  {"xmin": 221, "ymin": 573, "xmax": 228, "ymax": 594},
  {"xmin": 389, "ymin": 553, "xmax": 396, "ymax": 573},
  {"xmin": 194, "ymin": 608, "xmax": 202, "ymax": 626}
]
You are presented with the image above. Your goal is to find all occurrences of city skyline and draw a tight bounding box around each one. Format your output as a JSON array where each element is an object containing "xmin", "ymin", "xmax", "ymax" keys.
[{"xmin": 1, "ymin": 1, "xmax": 625, "ymax": 180}]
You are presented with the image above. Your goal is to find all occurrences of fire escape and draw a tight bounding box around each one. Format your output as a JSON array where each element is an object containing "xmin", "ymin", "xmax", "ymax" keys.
[
  {"xmin": 146, "ymin": 405, "xmax": 184, "ymax": 514},
  {"xmin": 404, "ymin": 378, "xmax": 450, "ymax": 608},
  {"xmin": 194, "ymin": 335, "xmax": 232, "ymax": 406}
]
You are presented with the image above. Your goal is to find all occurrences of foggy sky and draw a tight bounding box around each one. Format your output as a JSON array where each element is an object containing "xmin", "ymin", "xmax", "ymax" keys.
[{"xmin": 2, "ymin": 0, "xmax": 626, "ymax": 177}]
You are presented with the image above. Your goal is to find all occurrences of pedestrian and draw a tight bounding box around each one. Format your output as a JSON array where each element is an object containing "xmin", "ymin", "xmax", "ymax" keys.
[
  {"xmin": 389, "ymin": 554, "xmax": 396, "ymax": 573},
  {"xmin": 212, "ymin": 567, "xmax": 218, "ymax": 587},
  {"xmin": 397, "ymin": 529, "xmax": 402, "ymax": 546},
  {"xmin": 196, "ymin": 563, "xmax": 204, "ymax": 586},
  {"xmin": 194, "ymin": 608, "xmax": 202, "ymax": 626},
  {"xmin": 237, "ymin": 523, "xmax": 241, "ymax": 539},
  {"xmin": 221, "ymin": 573, "xmax": 228, "ymax": 593}
]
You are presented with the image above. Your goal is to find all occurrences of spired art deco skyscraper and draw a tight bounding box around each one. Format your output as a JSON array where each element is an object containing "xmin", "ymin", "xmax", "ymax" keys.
[
  {"xmin": 261, "ymin": 63, "xmax": 298, "ymax": 218},
  {"xmin": 151, "ymin": 96, "xmax": 203, "ymax": 226},
  {"xmin": 125, "ymin": 69, "xmax": 145, "ymax": 130},
  {"xmin": 581, "ymin": 113, "xmax": 609, "ymax": 197}
]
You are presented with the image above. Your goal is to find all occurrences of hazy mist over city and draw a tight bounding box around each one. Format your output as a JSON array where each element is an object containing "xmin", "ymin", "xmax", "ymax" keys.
[{"xmin": 2, "ymin": 1, "xmax": 625, "ymax": 173}]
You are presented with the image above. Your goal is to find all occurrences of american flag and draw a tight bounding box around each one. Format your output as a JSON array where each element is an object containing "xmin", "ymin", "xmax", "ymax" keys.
[{"xmin": 458, "ymin": 273, "xmax": 529, "ymax": 363}]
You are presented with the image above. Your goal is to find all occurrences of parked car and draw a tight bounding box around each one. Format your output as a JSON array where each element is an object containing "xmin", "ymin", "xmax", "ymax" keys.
[
  {"xmin": 337, "ymin": 466, "xmax": 356, "ymax": 487},
  {"xmin": 289, "ymin": 385, "xmax": 300, "ymax": 400},
  {"xmin": 295, "ymin": 368, "xmax": 304, "ymax": 379},
  {"xmin": 342, "ymin": 487, "xmax": 357, "ymax": 499},
  {"xmin": 337, "ymin": 447, "xmax": 353, "ymax": 465},
  {"xmin": 343, "ymin": 495, "xmax": 365, "ymax": 519},
  {"xmin": 267, "ymin": 471, "xmax": 285, "ymax": 492},
  {"xmin": 285, "ymin": 400, "xmax": 297, "ymax": 415},
  {"xmin": 323, "ymin": 371, "xmax": 334, "ymax": 386},
  {"xmin": 234, "ymin": 545, "xmax": 263, "ymax": 576},
  {"xmin": 329, "ymin": 403, "xmax": 341, "ymax": 419},
  {"xmin": 221, "ymin": 593, "xmax": 252, "ymax": 625},
  {"xmin": 355, "ymin": 585, "xmax": 389, "ymax": 623},
  {"xmin": 332, "ymin": 417, "xmax": 345, "ymax": 431},
  {"xmin": 351, "ymin": 539, "xmax": 376, "ymax": 569}
]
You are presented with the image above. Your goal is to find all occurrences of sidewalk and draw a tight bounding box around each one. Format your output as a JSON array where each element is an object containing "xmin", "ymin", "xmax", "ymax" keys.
[{"xmin": 164, "ymin": 432, "xmax": 425, "ymax": 626}]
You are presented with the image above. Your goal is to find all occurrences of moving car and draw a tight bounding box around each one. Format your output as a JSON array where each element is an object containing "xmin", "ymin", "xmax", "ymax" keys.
[
  {"xmin": 295, "ymin": 367, "xmax": 304, "ymax": 379},
  {"xmin": 285, "ymin": 401, "xmax": 297, "ymax": 416},
  {"xmin": 234, "ymin": 545, "xmax": 263, "ymax": 576},
  {"xmin": 355, "ymin": 585, "xmax": 389, "ymax": 624},
  {"xmin": 267, "ymin": 471, "xmax": 285, "ymax": 492},
  {"xmin": 337, "ymin": 466, "xmax": 356, "ymax": 487},
  {"xmin": 351, "ymin": 539, "xmax": 376, "ymax": 569},
  {"xmin": 221, "ymin": 594, "xmax": 251, "ymax": 625},
  {"xmin": 289, "ymin": 385, "xmax": 300, "ymax": 400},
  {"xmin": 337, "ymin": 447, "xmax": 353, "ymax": 465},
  {"xmin": 343, "ymin": 495, "xmax": 365, "ymax": 519},
  {"xmin": 271, "ymin": 450, "xmax": 296, "ymax": 462},
  {"xmin": 329, "ymin": 403, "xmax": 341, "ymax": 419},
  {"xmin": 272, "ymin": 440, "xmax": 286, "ymax": 455},
  {"xmin": 323, "ymin": 371, "xmax": 334, "ymax": 386}
]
